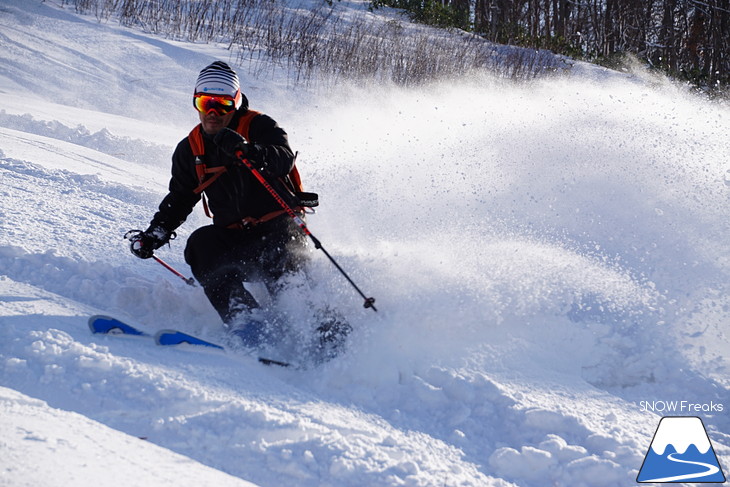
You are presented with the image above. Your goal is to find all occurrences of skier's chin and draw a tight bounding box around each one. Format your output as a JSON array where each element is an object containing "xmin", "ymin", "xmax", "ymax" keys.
[
  {"xmin": 200, "ymin": 111, "xmax": 235, "ymax": 135},
  {"xmin": 202, "ymin": 120, "xmax": 225, "ymax": 134}
]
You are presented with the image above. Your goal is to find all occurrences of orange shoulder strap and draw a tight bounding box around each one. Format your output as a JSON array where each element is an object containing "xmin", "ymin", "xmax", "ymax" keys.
[
  {"xmin": 188, "ymin": 124, "xmax": 205, "ymax": 157},
  {"xmin": 288, "ymin": 156, "xmax": 304, "ymax": 193},
  {"xmin": 235, "ymin": 109, "xmax": 261, "ymax": 141}
]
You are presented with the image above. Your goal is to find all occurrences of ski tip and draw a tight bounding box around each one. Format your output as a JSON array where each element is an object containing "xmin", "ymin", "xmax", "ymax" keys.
[
  {"xmin": 88, "ymin": 315, "xmax": 151, "ymax": 337},
  {"xmin": 153, "ymin": 329, "xmax": 181, "ymax": 346},
  {"xmin": 88, "ymin": 314, "xmax": 114, "ymax": 331},
  {"xmin": 154, "ymin": 329, "xmax": 225, "ymax": 350}
]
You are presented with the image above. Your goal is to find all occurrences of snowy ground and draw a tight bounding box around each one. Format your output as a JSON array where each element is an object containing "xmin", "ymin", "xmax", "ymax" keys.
[{"xmin": 1, "ymin": 1, "xmax": 729, "ymax": 486}]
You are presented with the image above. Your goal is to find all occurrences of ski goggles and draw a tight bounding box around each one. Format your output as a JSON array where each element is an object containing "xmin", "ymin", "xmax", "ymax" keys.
[{"xmin": 193, "ymin": 93, "xmax": 238, "ymax": 115}]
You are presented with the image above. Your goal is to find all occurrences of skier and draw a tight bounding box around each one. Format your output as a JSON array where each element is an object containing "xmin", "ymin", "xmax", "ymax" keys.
[{"xmin": 128, "ymin": 61, "xmax": 337, "ymax": 350}]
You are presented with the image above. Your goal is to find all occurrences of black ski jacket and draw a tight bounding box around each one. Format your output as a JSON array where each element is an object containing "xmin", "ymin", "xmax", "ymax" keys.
[{"xmin": 150, "ymin": 108, "xmax": 295, "ymax": 231}]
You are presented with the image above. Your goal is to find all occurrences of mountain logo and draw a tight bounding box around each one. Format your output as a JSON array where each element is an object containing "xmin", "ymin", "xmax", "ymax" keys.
[{"xmin": 637, "ymin": 416, "xmax": 726, "ymax": 483}]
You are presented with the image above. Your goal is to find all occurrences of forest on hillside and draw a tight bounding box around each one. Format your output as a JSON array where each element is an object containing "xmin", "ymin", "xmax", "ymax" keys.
[
  {"xmin": 375, "ymin": 0, "xmax": 729, "ymax": 91},
  {"xmin": 68, "ymin": 0, "xmax": 729, "ymax": 91}
]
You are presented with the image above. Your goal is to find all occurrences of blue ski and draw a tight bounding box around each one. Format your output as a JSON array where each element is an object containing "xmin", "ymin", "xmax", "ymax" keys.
[
  {"xmin": 88, "ymin": 315, "xmax": 289, "ymax": 366},
  {"xmin": 154, "ymin": 329, "xmax": 224, "ymax": 349},
  {"xmin": 89, "ymin": 315, "xmax": 151, "ymax": 336},
  {"xmin": 90, "ymin": 316, "xmax": 223, "ymax": 350}
]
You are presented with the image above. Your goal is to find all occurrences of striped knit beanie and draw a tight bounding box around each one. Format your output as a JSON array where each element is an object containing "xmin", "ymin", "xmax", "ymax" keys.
[{"xmin": 194, "ymin": 61, "xmax": 243, "ymax": 109}]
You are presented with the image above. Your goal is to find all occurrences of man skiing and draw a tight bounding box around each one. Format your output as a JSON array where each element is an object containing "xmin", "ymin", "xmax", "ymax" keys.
[{"xmin": 128, "ymin": 61, "xmax": 319, "ymax": 349}]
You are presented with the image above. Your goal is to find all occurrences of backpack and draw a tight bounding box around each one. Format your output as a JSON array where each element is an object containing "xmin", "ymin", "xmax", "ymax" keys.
[{"xmin": 187, "ymin": 110, "xmax": 316, "ymax": 219}]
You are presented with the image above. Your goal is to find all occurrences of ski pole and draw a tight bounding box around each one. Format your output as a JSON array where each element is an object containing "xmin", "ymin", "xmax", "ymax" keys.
[
  {"xmin": 152, "ymin": 255, "xmax": 196, "ymax": 287},
  {"xmin": 232, "ymin": 148, "xmax": 377, "ymax": 312}
]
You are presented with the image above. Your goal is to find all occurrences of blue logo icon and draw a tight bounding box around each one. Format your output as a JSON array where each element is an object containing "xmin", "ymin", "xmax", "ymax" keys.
[{"xmin": 637, "ymin": 416, "xmax": 726, "ymax": 483}]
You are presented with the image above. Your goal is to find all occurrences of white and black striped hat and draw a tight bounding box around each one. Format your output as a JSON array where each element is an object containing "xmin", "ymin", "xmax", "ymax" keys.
[{"xmin": 194, "ymin": 61, "xmax": 243, "ymax": 109}]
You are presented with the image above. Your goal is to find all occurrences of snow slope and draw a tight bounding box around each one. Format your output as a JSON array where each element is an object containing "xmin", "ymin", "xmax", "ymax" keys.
[{"xmin": 1, "ymin": 1, "xmax": 729, "ymax": 486}]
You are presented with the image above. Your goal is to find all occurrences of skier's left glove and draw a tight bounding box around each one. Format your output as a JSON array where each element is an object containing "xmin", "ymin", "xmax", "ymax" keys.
[
  {"xmin": 214, "ymin": 127, "xmax": 262, "ymax": 164},
  {"xmin": 126, "ymin": 226, "xmax": 172, "ymax": 260}
]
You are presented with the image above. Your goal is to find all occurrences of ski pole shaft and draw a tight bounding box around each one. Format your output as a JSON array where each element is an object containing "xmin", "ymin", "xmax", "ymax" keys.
[
  {"xmin": 125, "ymin": 230, "xmax": 196, "ymax": 287},
  {"xmin": 234, "ymin": 150, "xmax": 377, "ymax": 312},
  {"xmin": 152, "ymin": 255, "xmax": 196, "ymax": 286},
  {"xmin": 311, "ymin": 235, "xmax": 378, "ymax": 312}
]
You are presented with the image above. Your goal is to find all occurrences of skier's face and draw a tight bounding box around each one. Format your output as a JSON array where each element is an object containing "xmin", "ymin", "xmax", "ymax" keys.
[{"xmin": 199, "ymin": 109, "xmax": 235, "ymax": 135}]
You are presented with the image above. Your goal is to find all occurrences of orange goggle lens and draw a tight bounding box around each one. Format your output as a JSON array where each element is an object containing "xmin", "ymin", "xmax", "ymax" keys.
[{"xmin": 193, "ymin": 94, "xmax": 237, "ymax": 114}]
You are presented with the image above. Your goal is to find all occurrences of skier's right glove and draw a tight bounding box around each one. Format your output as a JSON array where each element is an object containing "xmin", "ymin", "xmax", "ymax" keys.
[
  {"xmin": 214, "ymin": 127, "xmax": 261, "ymax": 164},
  {"xmin": 126, "ymin": 226, "xmax": 172, "ymax": 259}
]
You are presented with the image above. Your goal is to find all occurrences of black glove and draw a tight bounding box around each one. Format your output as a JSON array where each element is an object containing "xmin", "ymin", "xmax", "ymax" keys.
[
  {"xmin": 126, "ymin": 226, "xmax": 171, "ymax": 259},
  {"xmin": 214, "ymin": 127, "xmax": 261, "ymax": 162}
]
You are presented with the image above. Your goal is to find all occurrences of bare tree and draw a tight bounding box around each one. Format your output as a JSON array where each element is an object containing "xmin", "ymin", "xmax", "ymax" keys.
[{"xmin": 68, "ymin": 0, "xmax": 730, "ymax": 90}]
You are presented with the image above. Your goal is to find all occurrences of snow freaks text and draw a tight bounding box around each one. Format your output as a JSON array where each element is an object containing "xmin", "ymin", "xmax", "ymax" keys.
[{"xmin": 640, "ymin": 401, "xmax": 724, "ymax": 413}]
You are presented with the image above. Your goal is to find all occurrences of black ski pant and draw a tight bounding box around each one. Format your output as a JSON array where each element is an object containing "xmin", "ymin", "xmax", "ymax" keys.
[{"xmin": 184, "ymin": 216, "xmax": 308, "ymax": 324}]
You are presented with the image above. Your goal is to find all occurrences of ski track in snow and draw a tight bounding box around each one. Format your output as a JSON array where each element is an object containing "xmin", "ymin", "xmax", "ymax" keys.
[{"xmin": 0, "ymin": 1, "xmax": 729, "ymax": 486}]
